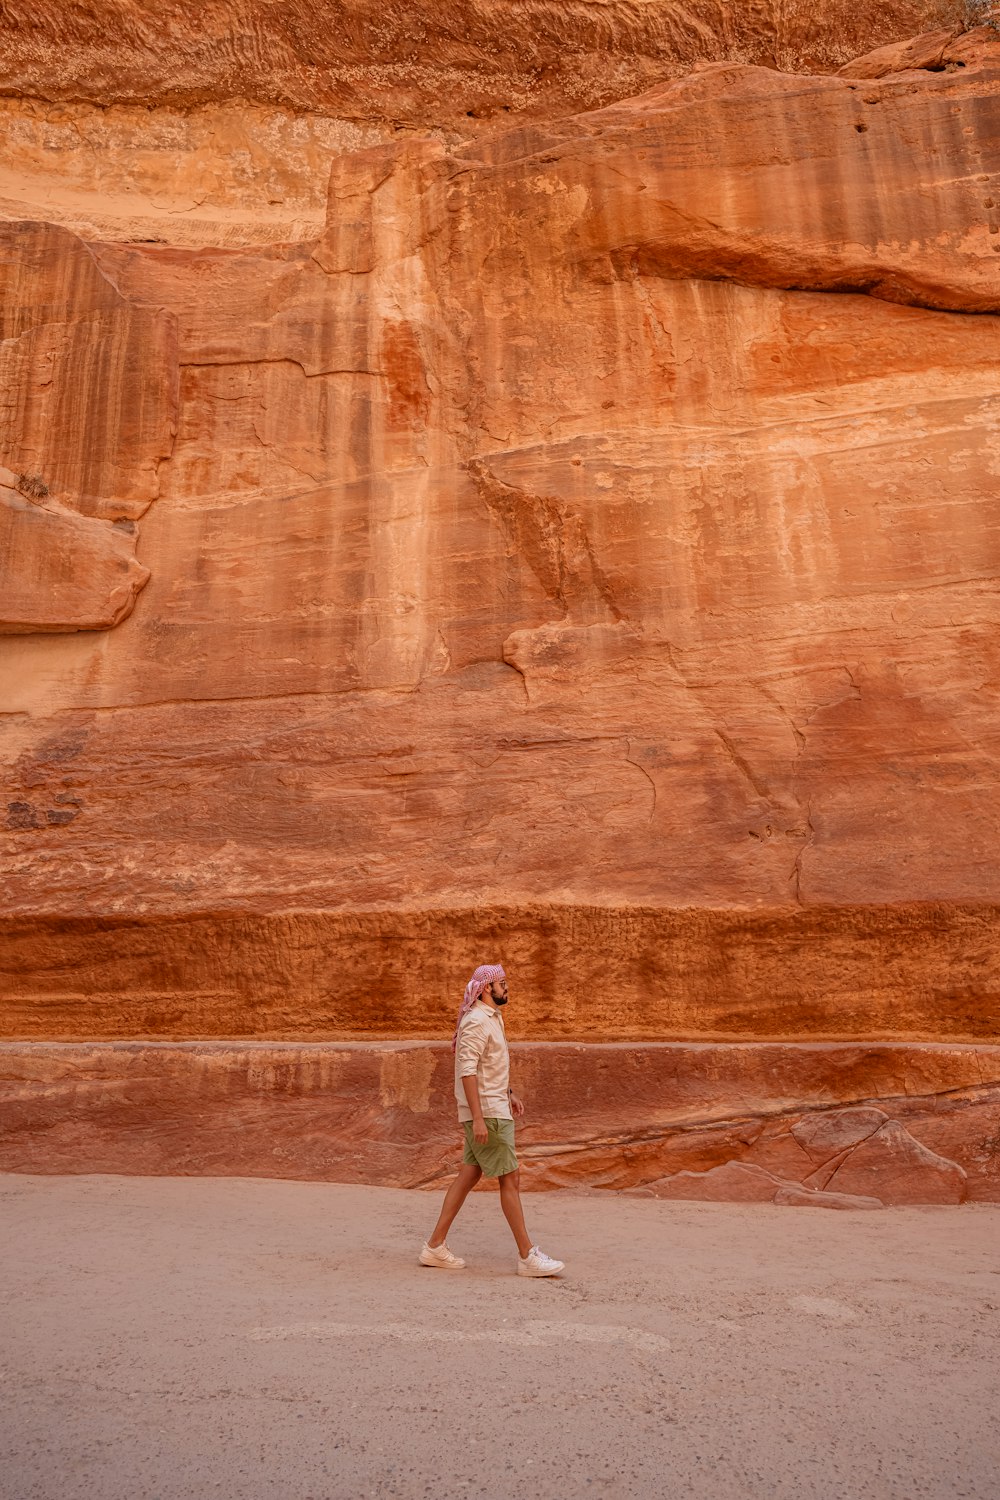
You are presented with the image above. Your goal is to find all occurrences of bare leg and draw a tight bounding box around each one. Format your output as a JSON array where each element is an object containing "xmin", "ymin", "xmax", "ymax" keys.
[
  {"xmin": 427, "ymin": 1162, "xmax": 482, "ymax": 1247},
  {"xmin": 498, "ymin": 1170, "xmax": 533, "ymax": 1259}
]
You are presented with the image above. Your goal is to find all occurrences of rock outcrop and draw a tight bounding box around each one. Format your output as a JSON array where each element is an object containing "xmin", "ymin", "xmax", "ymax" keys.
[
  {"xmin": 0, "ymin": 223, "xmax": 178, "ymax": 516},
  {"xmin": 1, "ymin": 13, "xmax": 998, "ymax": 1204},
  {"xmin": 0, "ymin": 469, "xmax": 150, "ymax": 634},
  {"xmin": 0, "ymin": 3, "xmax": 973, "ymax": 247}
]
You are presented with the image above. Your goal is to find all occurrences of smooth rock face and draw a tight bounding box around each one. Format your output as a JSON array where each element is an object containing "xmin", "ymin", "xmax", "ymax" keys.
[
  {"xmin": 1, "ymin": 17, "xmax": 998, "ymax": 1204},
  {"xmin": 0, "ymin": 99, "xmax": 389, "ymax": 248},
  {"xmin": 772, "ymin": 1184, "xmax": 884, "ymax": 1209},
  {"xmin": 445, "ymin": 44, "xmax": 1000, "ymax": 313},
  {"xmin": 0, "ymin": 223, "xmax": 178, "ymax": 518},
  {"xmin": 791, "ymin": 1107, "xmax": 889, "ymax": 1160},
  {"xmin": 649, "ymin": 1162, "xmax": 788, "ymax": 1203},
  {"xmin": 824, "ymin": 1121, "xmax": 969, "ymax": 1204}
]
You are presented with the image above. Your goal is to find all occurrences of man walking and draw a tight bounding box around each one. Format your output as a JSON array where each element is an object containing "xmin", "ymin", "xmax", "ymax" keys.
[{"xmin": 419, "ymin": 963, "xmax": 565, "ymax": 1277}]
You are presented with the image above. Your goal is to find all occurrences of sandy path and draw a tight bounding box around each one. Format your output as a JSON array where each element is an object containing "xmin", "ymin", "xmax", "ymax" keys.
[{"xmin": 1, "ymin": 1175, "xmax": 998, "ymax": 1499}]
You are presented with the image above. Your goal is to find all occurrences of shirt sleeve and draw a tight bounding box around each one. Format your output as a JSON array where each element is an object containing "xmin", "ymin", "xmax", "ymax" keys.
[{"xmin": 456, "ymin": 1019, "xmax": 487, "ymax": 1078}]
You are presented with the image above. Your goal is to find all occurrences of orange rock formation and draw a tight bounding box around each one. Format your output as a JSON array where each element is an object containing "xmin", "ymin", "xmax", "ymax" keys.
[{"xmin": 1, "ymin": 7, "xmax": 998, "ymax": 1205}]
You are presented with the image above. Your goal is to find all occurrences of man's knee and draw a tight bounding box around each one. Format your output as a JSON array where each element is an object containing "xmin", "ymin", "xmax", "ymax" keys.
[{"xmin": 499, "ymin": 1168, "xmax": 520, "ymax": 1191}]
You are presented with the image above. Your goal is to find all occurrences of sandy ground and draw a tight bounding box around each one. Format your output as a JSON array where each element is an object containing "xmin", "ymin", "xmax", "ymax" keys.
[{"xmin": 1, "ymin": 1176, "xmax": 998, "ymax": 1500}]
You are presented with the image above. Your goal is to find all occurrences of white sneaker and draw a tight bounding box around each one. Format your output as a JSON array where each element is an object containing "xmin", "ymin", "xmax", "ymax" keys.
[
  {"xmin": 418, "ymin": 1241, "xmax": 466, "ymax": 1269},
  {"xmin": 517, "ymin": 1246, "xmax": 565, "ymax": 1278}
]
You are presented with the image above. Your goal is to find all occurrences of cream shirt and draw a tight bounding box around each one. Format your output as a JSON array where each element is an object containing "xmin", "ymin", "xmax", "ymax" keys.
[{"xmin": 454, "ymin": 1001, "xmax": 512, "ymax": 1122}]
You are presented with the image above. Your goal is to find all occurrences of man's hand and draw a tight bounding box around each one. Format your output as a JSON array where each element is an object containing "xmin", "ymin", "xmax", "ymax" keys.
[
  {"xmin": 510, "ymin": 1093, "xmax": 525, "ymax": 1119},
  {"xmin": 473, "ymin": 1116, "xmax": 489, "ymax": 1144}
]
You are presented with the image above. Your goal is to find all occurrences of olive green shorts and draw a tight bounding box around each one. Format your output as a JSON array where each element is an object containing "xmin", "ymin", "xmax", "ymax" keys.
[{"xmin": 462, "ymin": 1117, "xmax": 518, "ymax": 1178}]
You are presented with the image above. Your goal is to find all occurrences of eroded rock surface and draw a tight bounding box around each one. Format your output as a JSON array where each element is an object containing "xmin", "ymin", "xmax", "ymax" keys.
[
  {"xmin": 0, "ymin": 2, "xmax": 968, "ymax": 123},
  {"xmin": 0, "ymin": 222, "xmax": 178, "ymax": 519},
  {"xmin": 1, "ymin": 17, "xmax": 998, "ymax": 1203},
  {"xmin": 0, "ymin": 1042, "xmax": 995, "ymax": 1205},
  {"xmin": 0, "ymin": 470, "xmax": 149, "ymax": 633}
]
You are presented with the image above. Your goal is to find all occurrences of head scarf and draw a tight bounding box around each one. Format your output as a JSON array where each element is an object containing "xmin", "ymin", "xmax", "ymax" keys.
[{"xmin": 451, "ymin": 963, "xmax": 506, "ymax": 1050}]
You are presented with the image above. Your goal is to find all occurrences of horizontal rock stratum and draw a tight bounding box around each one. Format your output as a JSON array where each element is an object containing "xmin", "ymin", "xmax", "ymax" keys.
[
  {"xmin": 0, "ymin": 2, "xmax": 971, "ymax": 121},
  {"xmin": 1, "ymin": 11, "xmax": 998, "ymax": 1204}
]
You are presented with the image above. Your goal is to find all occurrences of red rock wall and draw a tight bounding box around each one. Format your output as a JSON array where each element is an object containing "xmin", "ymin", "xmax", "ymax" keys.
[
  {"xmin": 0, "ymin": 2, "xmax": 968, "ymax": 121},
  {"xmin": 2, "ymin": 11, "xmax": 999, "ymax": 1205},
  {"xmin": 2, "ymin": 1042, "xmax": 997, "ymax": 1205},
  {"xmin": 2, "ymin": 906, "xmax": 998, "ymax": 1042}
]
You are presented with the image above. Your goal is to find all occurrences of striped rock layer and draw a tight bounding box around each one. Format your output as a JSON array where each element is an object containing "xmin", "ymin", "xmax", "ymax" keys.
[{"xmin": 1, "ymin": 12, "xmax": 998, "ymax": 1204}]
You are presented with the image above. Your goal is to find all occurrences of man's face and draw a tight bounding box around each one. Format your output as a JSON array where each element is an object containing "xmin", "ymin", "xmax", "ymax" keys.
[{"xmin": 490, "ymin": 977, "xmax": 509, "ymax": 1005}]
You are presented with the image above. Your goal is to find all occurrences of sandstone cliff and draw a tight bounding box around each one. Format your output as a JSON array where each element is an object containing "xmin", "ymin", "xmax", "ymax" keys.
[
  {"xmin": 0, "ymin": 0, "xmax": 971, "ymax": 245},
  {"xmin": 1, "ymin": 8, "xmax": 998, "ymax": 1204}
]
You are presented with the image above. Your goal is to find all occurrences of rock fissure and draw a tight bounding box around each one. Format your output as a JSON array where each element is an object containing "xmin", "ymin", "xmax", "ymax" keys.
[{"xmin": 624, "ymin": 738, "xmax": 658, "ymax": 823}]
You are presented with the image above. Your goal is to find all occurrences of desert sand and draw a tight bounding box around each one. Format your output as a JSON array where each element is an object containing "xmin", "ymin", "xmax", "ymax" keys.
[{"xmin": 2, "ymin": 1173, "xmax": 998, "ymax": 1500}]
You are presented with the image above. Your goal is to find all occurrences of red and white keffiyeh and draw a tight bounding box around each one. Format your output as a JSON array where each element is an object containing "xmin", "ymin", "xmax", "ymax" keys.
[{"xmin": 451, "ymin": 963, "xmax": 506, "ymax": 1050}]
